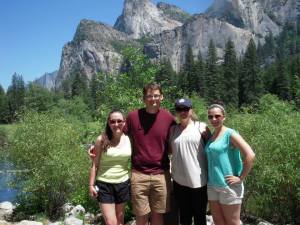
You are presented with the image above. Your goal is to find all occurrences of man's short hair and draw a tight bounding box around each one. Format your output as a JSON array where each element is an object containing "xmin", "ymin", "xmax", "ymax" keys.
[{"xmin": 143, "ymin": 83, "xmax": 162, "ymax": 97}]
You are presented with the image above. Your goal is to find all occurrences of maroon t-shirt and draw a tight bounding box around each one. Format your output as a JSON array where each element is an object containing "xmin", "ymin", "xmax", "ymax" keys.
[{"xmin": 125, "ymin": 108, "xmax": 175, "ymax": 174}]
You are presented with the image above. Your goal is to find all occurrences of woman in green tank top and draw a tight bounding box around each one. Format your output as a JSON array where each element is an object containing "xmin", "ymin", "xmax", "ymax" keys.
[
  {"xmin": 89, "ymin": 109, "xmax": 131, "ymax": 225},
  {"xmin": 205, "ymin": 103, "xmax": 255, "ymax": 225}
]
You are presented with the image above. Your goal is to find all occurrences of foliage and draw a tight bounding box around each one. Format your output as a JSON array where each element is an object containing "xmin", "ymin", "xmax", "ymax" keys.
[
  {"xmin": 205, "ymin": 40, "xmax": 223, "ymax": 103},
  {"xmin": 223, "ymin": 39, "xmax": 239, "ymax": 107},
  {"xmin": 227, "ymin": 94, "xmax": 300, "ymax": 225},
  {"xmin": 24, "ymin": 83, "xmax": 55, "ymax": 112},
  {"xmin": 9, "ymin": 111, "xmax": 90, "ymax": 219},
  {"xmin": 239, "ymin": 39, "xmax": 263, "ymax": 106},
  {"xmin": 53, "ymin": 96, "xmax": 92, "ymax": 123},
  {"xmin": 0, "ymin": 126, "xmax": 8, "ymax": 149},
  {"xmin": 0, "ymin": 84, "xmax": 9, "ymax": 123},
  {"xmin": 6, "ymin": 73, "xmax": 25, "ymax": 122}
]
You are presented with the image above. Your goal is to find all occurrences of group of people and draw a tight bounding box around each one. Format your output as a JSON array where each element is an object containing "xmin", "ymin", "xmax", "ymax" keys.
[{"xmin": 88, "ymin": 83, "xmax": 255, "ymax": 225}]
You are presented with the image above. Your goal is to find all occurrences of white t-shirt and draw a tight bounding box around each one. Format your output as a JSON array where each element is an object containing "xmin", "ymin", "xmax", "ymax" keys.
[{"xmin": 169, "ymin": 121, "xmax": 207, "ymax": 188}]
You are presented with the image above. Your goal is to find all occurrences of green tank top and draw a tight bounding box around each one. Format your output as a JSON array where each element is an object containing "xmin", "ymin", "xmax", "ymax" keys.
[
  {"xmin": 205, "ymin": 128, "xmax": 243, "ymax": 187},
  {"xmin": 96, "ymin": 134, "xmax": 131, "ymax": 183}
]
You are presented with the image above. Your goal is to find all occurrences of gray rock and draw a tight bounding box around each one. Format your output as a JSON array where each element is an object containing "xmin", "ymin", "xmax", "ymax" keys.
[
  {"xmin": 64, "ymin": 217, "xmax": 83, "ymax": 225},
  {"xmin": 55, "ymin": 19, "xmax": 134, "ymax": 88},
  {"xmin": 206, "ymin": 215, "xmax": 214, "ymax": 225},
  {"xmin": 16, "ymin": 221, "xmax": 43, "ymax": 225},
  {"xmin": 61, "ymin": 203, "xmax": 74, "ymax": 214},
  {"xmin": 0, "ymin": 220, "xmax": 11, "ymax": 225},
  {"xmin": 114, "ymin": 0, "xmax": 183, "ymax": 39},
  {"xmin": 257, "ymin": 221, "xmax": 273, "ymax": 225},
  {"xmin": 206, "ymin": 0, "xmax": 281, "ymax": 38},
  {"xmin": 48, "ymin": 222, "xmax": 61, "ymax": 225},
  {"xmin": 0, "ymin": 202, "xmax": 14, "ymax": 221},
  {"xmin": 0, "ymin": 202, "xmax": 13, "ymax": 211},
  {"xmin": 55, "ymin": 0, "xmax": 300, "ymax": 89},
  {"xmin": 34, "ymin": 71, "xmax": 58, "ymax": 90},
  {"xmin": 68, "ymin": 205, "xmax": 85, "ymax": 218},
  {"xmin": 145, "ymin": 15, "xmax": 253, "ymax": 72},
  {"xmin": 125, "ymin": 220, "xmax": 136, "ymax": 225}
]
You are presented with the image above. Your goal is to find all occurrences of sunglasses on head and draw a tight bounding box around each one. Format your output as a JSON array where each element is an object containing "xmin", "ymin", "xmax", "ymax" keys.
[
  {"xmin": 175, "ymin": 107, "xmax": 191, "ymax": 112},
  {"xmin": 208, "ymin": 115, "xmax": 222, "ymax": 120},
  {"xmin": 109, "ymin": 119, "xmax": 124, "ymax": 125}
]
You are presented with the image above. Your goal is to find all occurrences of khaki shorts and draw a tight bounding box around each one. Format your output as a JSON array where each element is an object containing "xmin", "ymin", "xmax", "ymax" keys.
[
  {"xmin": 207, "ymin": 183, "xmax": 244, "ymax": 205},
  {"xmin": 131, "ymin": 170, "xmax": 171, "ymax": 216}
]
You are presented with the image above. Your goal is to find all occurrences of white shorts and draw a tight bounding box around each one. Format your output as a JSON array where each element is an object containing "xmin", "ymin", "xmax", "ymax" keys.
[{"xmin": 207, "ymin": 183, "xmax": 244, "ymax": 205}]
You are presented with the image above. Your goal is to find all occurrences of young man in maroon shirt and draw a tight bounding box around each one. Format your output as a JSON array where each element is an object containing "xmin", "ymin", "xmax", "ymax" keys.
[
  {"xmin": 89, "ymin": 83, "xmax": 175, "ymax": 225},
  {"xmin": 125, "ymin": 83, "xmax": 175, "ymax": 225}
]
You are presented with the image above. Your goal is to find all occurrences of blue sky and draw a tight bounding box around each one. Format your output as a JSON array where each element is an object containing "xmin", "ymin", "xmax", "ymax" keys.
[{"xmin": 0, "ymin": 0, "xmax": 212, "ymax": 90}]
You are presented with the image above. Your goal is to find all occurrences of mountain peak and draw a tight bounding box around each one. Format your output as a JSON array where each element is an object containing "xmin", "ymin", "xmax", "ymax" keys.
[{"xmin": 114, "ymin": 0, "xmax": 183, "ymax": 39}]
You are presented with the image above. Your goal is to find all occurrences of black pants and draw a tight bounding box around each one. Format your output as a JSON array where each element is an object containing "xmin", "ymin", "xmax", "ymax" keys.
[{"xmin": 173, "ymin": 181, "xmax": 207, "ymax": 225}]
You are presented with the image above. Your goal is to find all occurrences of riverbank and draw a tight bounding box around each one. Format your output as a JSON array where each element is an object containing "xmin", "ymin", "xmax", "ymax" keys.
[{"xmin": 0, "ymin": 201, "xmax": 274, "ymax": 225}]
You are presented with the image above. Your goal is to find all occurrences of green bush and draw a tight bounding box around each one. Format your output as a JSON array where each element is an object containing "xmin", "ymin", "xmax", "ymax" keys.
[
  {"xmin": 0, "ymin": 126, "xmax": 8, "ymax": 149},
  {"xmin": 227, "ymin": 94, "xmax": 300, "ymax": 225},
  {"xmin": 9, "ymin": 111, "xmax": 90, "ymax": 219}
]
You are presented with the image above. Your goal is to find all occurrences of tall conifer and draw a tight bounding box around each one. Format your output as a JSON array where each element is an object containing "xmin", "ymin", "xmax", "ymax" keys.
[
  {"xmin": 194, "ymin": 52, "xmax": 205, "ymax": 96},
  {"xmin": 275, "ymin": 60, "xmax": 291, "ymax": 100},
  {"xmin": 6, "ymin": 73, "xmax": 25, "ymax": 121},
  {"xmin": 239, "ymin": 39, "xmax": 263, "ymax": 105},
  {"xmin": 223, "ymin": 39, "xmax": 239, "ymax": 107},
  {"xmin": 205, "ymin": 40, "xmax": 222, "ymax": 103}
]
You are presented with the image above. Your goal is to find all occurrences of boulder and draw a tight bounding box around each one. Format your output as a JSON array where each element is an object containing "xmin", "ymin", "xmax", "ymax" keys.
[
  {"xmin": 16, "ymin": 220, "xmax": 43, "ymax": 225},
  {"xmin": 64, "ymin": 217, "xmax": 83, "ymax": 225},
  {"xmin": 0, "ymin": 202, "xmax": 14, "ymax": 221},
  {"xmin": 0, "ymin": 220, "xmax": 11, "ymax": 225}
]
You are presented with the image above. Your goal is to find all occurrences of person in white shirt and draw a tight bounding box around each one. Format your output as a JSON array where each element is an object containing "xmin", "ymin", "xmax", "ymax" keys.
[{"xmin": 169, "ymin": 98, "xmax": 211, "ymax": 225}]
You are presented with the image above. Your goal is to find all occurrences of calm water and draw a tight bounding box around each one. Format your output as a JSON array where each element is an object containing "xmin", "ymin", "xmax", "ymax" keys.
[{"xmin": 0, "ymin": 159, "xmax": 18, "ymax": 202}]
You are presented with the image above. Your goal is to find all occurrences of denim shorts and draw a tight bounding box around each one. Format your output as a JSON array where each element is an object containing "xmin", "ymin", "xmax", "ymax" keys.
[
  {"xmin": 207, "ymin": 182, "xmax": 244, "ymax": 205},
  {"xmin": 95, "ymin": 179, "xmax": 130, "ymax": 204}
]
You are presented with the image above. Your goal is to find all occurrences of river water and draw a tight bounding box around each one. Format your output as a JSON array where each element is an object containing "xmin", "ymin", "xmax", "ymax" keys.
[{"xmin": 0, "ymin": 159, "xmax": 18, "ymax": 202}]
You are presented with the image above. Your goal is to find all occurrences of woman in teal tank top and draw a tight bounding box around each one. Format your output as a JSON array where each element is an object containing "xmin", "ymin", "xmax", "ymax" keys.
[
  {"xmin": 89, "ymin": 110, "xmax": 131, "ymax": 225},
  {"xmin": 205, "ymin": 103, "xmax": 255, "ymax": 225}
]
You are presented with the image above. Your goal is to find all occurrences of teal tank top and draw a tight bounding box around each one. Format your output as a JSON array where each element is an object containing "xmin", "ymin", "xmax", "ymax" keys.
[{"xmin": 205, "ymin": 128, "xmax": 243, "ymax": 187}]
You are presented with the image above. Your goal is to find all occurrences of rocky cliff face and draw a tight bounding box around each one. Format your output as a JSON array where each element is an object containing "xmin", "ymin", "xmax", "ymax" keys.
[
  {"xmin": 114, "ymin": 0, "xmax": 183, "ymax": 39},
  {"xmin": 53, "ymin": 0, "xmax": 300, "ymax": 88},
  {"xmin": 55, "ymin": 19, "xmax": 134, "ymax": 87},
  {"xmin": 261, "ymin": 0, "xmax": 300, "ymax": 24},
  {"xmin": 206, "ymin": 0, "xmax": 281, "ymax": 38},
  {"xmin": 145, "ymin": 14, "xmax": 253, "ymax": 72},
  {"xmin": 34, "ymin": 71, "xmax": 57, "ymax": 90}
]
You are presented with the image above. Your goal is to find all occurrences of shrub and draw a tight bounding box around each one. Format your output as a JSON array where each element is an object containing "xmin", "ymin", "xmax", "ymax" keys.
[
  {"xmin": 9, "ymin": 111, "xmax": 90, "ymax": 219},
  {"xmin": 227, "ymin": 94, "xmax": 300, "ymax": 225}
]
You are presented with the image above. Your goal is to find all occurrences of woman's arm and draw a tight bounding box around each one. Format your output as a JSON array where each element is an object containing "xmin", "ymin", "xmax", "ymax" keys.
[
  {"xmin": 89, "ymin": 135, "xmax": 103, "ymax": 197},
  {"xmin": 226, "ymin": 132, "xmax": 255, "ymax": 185},
  {"xmin": 202, "ymin": 124, "xmax": 212, "ymax": 146}
]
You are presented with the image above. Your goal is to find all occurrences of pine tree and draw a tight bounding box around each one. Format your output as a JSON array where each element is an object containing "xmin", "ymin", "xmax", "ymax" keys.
[
  {"xmin": 223, "ymin": 39, "xmax": 239, "ymax": 107},
  {"xmin": 239, "ymin": 39, "xmax": 263, "ymax": 105},
  {"xmin": 275, "ymin": 60, "xmax": 291, "ymax": 100},
  {"xmin": 6, "ymin": 73, "xmax": 25, "ymax": 121},
  {"xmin": 24, "ymin": 83, "xmax": 54, "ymax": 112},
  {"xmin": 0, "ymin": 84, "xmax": 8, "ymax": 123},
  {"xmin": 205, "ymin": 40, "xmax": 222, "ymax": 103},
  {"xmin": 71, "ymin": 72, "xmax": 87, "ymax": 98},
  {"xmin": 194, "ymin": 52, "xmax": 205, "ymax": 96},
  {"xmin": 184, "ymin": 46, "xmax": 198, "ymax": 94},
  {"xmin": 155, "ymin": 59, "xmax": 176, "ymax": 87},
  {"xmin": 89, "ymin": 73, "xmax": 107, "ymax": 111}
]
